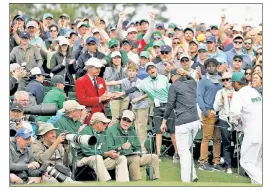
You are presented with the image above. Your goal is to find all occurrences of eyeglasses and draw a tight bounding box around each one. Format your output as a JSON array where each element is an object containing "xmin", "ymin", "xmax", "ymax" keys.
[
  {"xmin": 244, "ymin": 42, "xmax": 252, "ymax": 45},
  {"xmin": 111, "ymin": 45, "xmax": 118, "ymax": 49},
  {"xmin": 233, "ymin": 41, "xmax": 243, "ymax": 44},
  {"xmin": 60, "ymin": 17, "xmax": 68, "ymax": 20},
  {"xmin": 173, "ymin": 42, "xmax": 180, "ymax": 45},
  {"xmin": 233, "ymin": 59, "xmax": 242, "ymax": 62},
  {"xmin": 161, "ymin": 51, "xmax": 169, "ymax": 55},
  {"xmin": 87, "ymin": 43, "xmax": 96, "ymax": 46},
  {"xmin": 222, "ymin": 78, "xmax": 231, "ymax": 82},
  {"xmin": 256, "ymin": 52, "xmax": 262, "ymax": 56},
  {"xmin": 245, "ymin": 72, "xmax": 252, "ymax": 75},
  {"xmin": 122, "ymin": 117, "xmax": 132, "ymax": 123},
  {"xmin": 181, "ymin": 59, "xmax": 189, "ymax": 63},
  {"xmin": 50, "ymin": 30, "xmax": 57, "ymax": 32}
]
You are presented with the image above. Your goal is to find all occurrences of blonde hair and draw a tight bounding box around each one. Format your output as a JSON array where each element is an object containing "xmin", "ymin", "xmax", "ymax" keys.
[{"xmin": 127, "ymin": 63, "xmax": 138, "ymax": 71}]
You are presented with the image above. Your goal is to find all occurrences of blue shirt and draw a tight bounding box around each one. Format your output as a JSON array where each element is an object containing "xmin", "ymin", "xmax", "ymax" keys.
[
  {"xmin": 225, "ymin": 48, "xmax": 252, "ymax": 69},
  {"xmin": 137, "ymin": 65, "xmax": 149, "ymax": 80},
  {"xmin": 197, "ymin": 75, "xmax": 223, "ymax": 116},
  {"xmin": 207, "ymin": 49, "xmax": 227, "ymax": 63}
]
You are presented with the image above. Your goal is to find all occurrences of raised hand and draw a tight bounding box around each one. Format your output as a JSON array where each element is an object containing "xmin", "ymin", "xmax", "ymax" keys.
[
  {"xmin": 119, "ymin": 11, "xmax": 125, "ymax": 20},
  {"xmin": 149, "ymin": 11, "xmax": 156, "ymax": 20}
]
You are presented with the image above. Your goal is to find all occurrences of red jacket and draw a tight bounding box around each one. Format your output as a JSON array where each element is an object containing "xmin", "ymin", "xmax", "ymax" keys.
[{"xmin": 75, "ymin": 74, "xmax": 107, "ymax": 124}]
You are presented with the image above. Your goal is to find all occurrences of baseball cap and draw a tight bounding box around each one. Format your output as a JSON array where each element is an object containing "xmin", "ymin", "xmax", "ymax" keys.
[
  {"xmin": 140, "ymin": 19, "xmax": 149, "ymax": 25},
  {"xmin": 232, "ymin": 25, "xmax": 243, "ymax": 32},
  {"xmin": 140, "ymin": 51, "xmax": 150, "ymax": 59},
  {"xmin": 126, "ymin": 21, "xmax": 135, "ymax": 28},
  {"xmin": 174, "ymin": 25, "xmax": 183, "ymax": 31},
  {"xmin": 64, "ymin": 30, "xmax": 78, "ymax": 38},
  {"xmin": 216, "ymin": 57, "xmax": 227, "ymax": 64},
  {"xmin": 43, "ymin": 13, "xmax": 53, "ymax": 20},
  {"xmin": 90, "ymin": 112, "xmax": 111, "ymax": 125},
  {"xmin": 152, "ymin": 31, "xmax": 162, "ymax": 38},
  {"xmin": 111, "ymin": 51, "xmax": 122, "ymax": 58},
  {"xmin": 15, "ymin": 128, "xmax": 32, "ymax": 139},
  {"xmin": 232, "ymin": 72, "xmax": 245, "ymax": 82},
  {"xmin": 122, "ymin": 110, "xmax": 135, "ymax": 122},
  {"xmin": 219, "ymin": 72, "xmax": 232, "ymax": 81},
  {"xmin": 183, "ymin": 27, "xmax": 194, "ymax": 34},
  {"xmin": 196, "ymin": 24, "xmax": 206, "ymax": 32},
  {"xmin": 92, "ymin": 28, "xmax": 100, "ymax": 34},
  {"xmin": 10, "ymin": 102, "xmax": 23, "ymax": 112},
  {"xmin": 198, "ymin": 44, "xmax": 207, "ymax": 52},
  {"xmin": 168, "ymin": 23, "xmax": 176, "ymax": 29},
  {"xmin": 51, "ymin": 75, "xmax": 65, "ymax": 85},
  {"xmin": 233, "ymin": 34, "xmax": 244, "ymax": 41},
  {"xmin": 156, "ymin": 23, "xmax": 165, "ymax": 29},
  {"xmin": 26, "ymin": 21, "xmax": 37, "ymax": 28},
  {"xmin": 160, "ymin": 45, "xmax": 172, "ymax": 52},
  {"xmin": 77, "ymin": 22, "xmax": 88, "ymax": 28},
  {"xmin": 189, "ymin": 40, "xmax": 199, "ymax": 46},
  {"xmin": 121, "ymin": 39, "xmax": 131, "ymax": 46},
  {"xmin": 109, "ymin": 38, "xmax": 119, "ymax": 48},
  {"xmin": 153, "ymin": 41, "xmax": 164, "ymax": 47},
  {"xmin": 127, "ymin": 27, "xmax": 137, "ymax": 34},
  {"xmin": 206, "ymin": 35, "xmax": 217, "ymax": 43},
  {"xmin": 180, "ymin": 53, "xmax": 191, "ymax": 60},
  {"xmin": 86, "ymin": 37, "xmax": 97, "ymax": 44},
  {"xmin": 30, "ymin": 67, "xmax": 48, "ymax": 76},
  {"xmin": 233, "ymin": 55, "xmax": 243, "ymax": 61},
  {"xmin": 15, "ymin": 15, "xmax": 24, "ymax": 21},
  {"xmin": 85, "ymin": 57, "xmax": 104, "ymax": 68},
  {"xmin": 10, "ymin": 63, "xmax": 21, "ymax": 72},
  {"xmin": 210, "ymin": 25, "xmax": 219, "ymax": 30},
  {"xmin": 59, "ymin": 38, "xmax": 69, "ymax": 46},
  {"xmin": 37, "ymin": 123, "xmax": 58, "ymax": 135},
  {"xmin": 60, "ymin": 13, "xmax": 69, "ymax": 19},
  {"xmin": 61, "ymin": 100, "xmax": 85, "ymax": 112},
  {"xmin": 110, "ymin": 25, "xmax": 117, "ymax": 31},
  {"xmin": 145, "ymin": 62, "xmax": 156, "ymax": 71}
]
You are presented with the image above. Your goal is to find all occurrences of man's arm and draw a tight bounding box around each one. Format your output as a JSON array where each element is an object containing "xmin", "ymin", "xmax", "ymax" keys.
[
  {"xmin": 142, "ymin": 12, "xmax": 155, "ymax": 44},
  {"xmin": 34, "ymin": 47, "xmax": 43, "ymax": 68},
  {"xmin": 106, "ymin": 80, "xmax": 122, "ymax": 86},
  {"xmin": 116, "ymin": 11, "xmax": 126, "ymax": 41},
  {"xmin": 197, "ymin": 79, "xmax": 208, "ymax": 117},
  {"xmin": 163, "ymin": 84, "xmax": 177, "ymax": 120}
]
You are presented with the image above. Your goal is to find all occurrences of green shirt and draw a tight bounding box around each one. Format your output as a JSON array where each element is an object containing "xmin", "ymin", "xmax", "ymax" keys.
[
  {"xmin": 54, "ymin": 115, "xmax": 82, "ymax": 136},
  {"xmin": 36, "ymin": 87, "xmax": 66, "ymax": 122},
  {"xmin": 137, "ymin": 74, "xmax": 169, "ymax": 103},
  {"xmin": 78, "ymin": 126, "xmax": 108, "ymax": 159},
  {"xmin": 106, "ymin": 123, "xmax": 141, "ymax": 156}
]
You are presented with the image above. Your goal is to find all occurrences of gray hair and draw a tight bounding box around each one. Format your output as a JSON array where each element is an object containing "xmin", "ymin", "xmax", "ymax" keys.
[{"xmin": 14, "ymin": 91, "xmax": 29, "ymax": 100}]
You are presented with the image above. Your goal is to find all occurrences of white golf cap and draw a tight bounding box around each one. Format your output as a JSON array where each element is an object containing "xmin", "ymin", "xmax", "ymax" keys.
[
  {"xmin": 59, "ymin": 37, "xmax": 69, "ymax": 46},
  {"xmin": 127, "ymin": 27, "xmax": 137, "ymax": 33},
  {"xmin": 232, "ymin": 25, "xmax": 243, "ymax": 32},
  {"xmin": 111, "ymin": 51, "xmax": 122, "ymax": 58},
  {"xmin": 10, "ymin": 63, "xmax": 21, "ymax": 72},
  {"xmin": 30, "ymin": 67, "xmax": 42, "ymax": 76},
  {"xmin": 85, "ymin": 57, "xmax": 104, "ymax": 68},
  {"xmin": 233, "ymin": 34, "xmax": 244, "ymax": 41},
  {"xmin": 93, "ymin": 28, "xmax": 100, "ymax": 34}
]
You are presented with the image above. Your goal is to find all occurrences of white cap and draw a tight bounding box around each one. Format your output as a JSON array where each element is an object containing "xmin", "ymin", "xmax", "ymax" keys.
[
  {"xmin": 26, "ymin": 21, "xmax": 37, "ymax": 28},
  {"xmin": 85, "ymin": 57, "xmax": 104, "ymax": 68},
  {"xmin": 127, "ymin": 27, "xmax": 137, "ymax": 34},
  {"xmin": 233, "ymin": 34, "xmax": 244, "ymax": 41},
  {"xmin": 93, "ymin": 28, "xmax": 100, "ymax": 34},
  {"xmin": 77, "ymin": 22, "xmax": 87, "ymax": 28},
  {"xmin": 232, "ymin": 25, "xmax": 243, "ymax": 32},
  {"xmin": 30, "ymin": 67, "xmax": 42, "ymax": 76},
  {"xmin": 59, "ymin": 37, "xmax": 69, "ymax": 46},
  {"xmin": 111, "ymin": 51, "xmax": 122, "ymax": 58},
  {"xmin": 179, "ymin": 53, "xmax": 191, "ymax": 60},
  {"xmin": 59, "ymin": 100, "xmax": 85, "ymax": 113},
  {"xmin": 10, "ymin": 63, "xmax": 21, "ymax": 72}
]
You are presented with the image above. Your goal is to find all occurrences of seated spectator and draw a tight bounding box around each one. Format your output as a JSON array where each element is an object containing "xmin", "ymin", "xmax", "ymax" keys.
[
  {"xmin": 106, "ymin": 110, "xmax": 160, "ymax": 181},
  {"xmin": 77, "ymin": 112, "xmax": 129, "ymax": 182},
  {"xmin": 13, "ymin": 91, "xmax": 30, "ymax": 109},
  {"xmin": 10, "ymin": 63, "xmax": 27, "ymax": 96}
]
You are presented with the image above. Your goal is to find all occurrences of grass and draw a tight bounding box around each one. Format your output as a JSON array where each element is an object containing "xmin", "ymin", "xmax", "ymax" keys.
[{"xmin": 13, "ymin": 156, "xmax": 260, "ymax": 187}]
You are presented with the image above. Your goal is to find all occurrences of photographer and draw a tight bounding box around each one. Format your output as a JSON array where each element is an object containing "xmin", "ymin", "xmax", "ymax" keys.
[
  {"xmin": 10, "ymin": 128, "xmax": 43, "ymax": 184},
  {"xmin": 31, "ymin": 123, "xmax": 75, "ymax": 183},
  {"xmin": 77, "ymin": 112, "xmax": 129, "ymax": 182}
]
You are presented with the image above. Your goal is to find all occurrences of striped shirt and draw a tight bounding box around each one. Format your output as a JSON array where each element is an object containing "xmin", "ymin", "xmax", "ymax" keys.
[{"xmin": 137, "ymin": 74, "xmax": 169, "ymax": 103}]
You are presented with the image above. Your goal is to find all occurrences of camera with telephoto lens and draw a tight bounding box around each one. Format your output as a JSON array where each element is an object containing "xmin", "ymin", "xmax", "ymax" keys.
[
  {"xmin": 64, "ymin": 133, "xmax": 97, "ymax": 147},
  {"xmin": 23, "ymin": 103, "xmax": 57, "ymax": 116},
  {"xmin": 10, "ymin": 118, "xmax": 22, "ymax": 137}
]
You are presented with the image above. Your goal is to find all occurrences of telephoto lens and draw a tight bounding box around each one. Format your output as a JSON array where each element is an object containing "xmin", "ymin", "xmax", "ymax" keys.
[
  {"xmin": 46, "ymin": 166, "xmax": 68, "ymax": 182},
  {"xmin": 65, "ymin": 134, "xmax": 97, "ymax": 146}
]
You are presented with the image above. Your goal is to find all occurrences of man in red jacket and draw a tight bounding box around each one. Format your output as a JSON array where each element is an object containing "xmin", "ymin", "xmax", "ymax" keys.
[{"xmin": 76, "ymin": 57, "xmax": 114, "ymax": 124}]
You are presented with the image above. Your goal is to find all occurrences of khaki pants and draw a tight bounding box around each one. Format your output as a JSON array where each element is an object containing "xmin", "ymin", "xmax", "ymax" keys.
[
  {"xmin": 133, "ymin": 107, "xmax": 149, "ymax": 152},
  {"xmin": 200, "ymin": 111, "xmax": 221, "ymax": 165},
  {"xmin": 109, "ymin": 97, "xmax": 130, "ymax": 127},
  {"xmin": 126, "ymin": 154, "xmax": 160, "ymax": 181},
  {"xmin": 146, "ymin": 98, "xmax": 154, "ymax": 116},
  {"xmin": 77, "ymin": 155, "xmax": 129, "ymax": 182}
]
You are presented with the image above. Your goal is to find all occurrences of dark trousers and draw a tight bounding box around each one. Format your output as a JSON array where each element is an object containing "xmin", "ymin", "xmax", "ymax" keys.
[{"xmin": 217, "ymin": 119, "xmax": 233, "ymax": 168}]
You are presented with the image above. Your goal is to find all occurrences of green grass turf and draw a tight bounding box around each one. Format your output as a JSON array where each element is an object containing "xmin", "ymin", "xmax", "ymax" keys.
[{"xmin": 12, "ymin": 156, "xmax": 261, "ymax": 187}]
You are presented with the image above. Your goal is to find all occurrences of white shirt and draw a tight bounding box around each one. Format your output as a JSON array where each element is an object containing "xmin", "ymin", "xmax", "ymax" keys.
[{"xmin": 127, "ymin": 51, "xmax": 140, "ymax": 65}]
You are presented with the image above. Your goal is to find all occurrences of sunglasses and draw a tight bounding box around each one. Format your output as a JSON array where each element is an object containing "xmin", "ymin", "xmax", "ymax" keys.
[
  {"xmin": 233, "ymin": 41, "xmax": 243, "ymax": 44},
  {"xmin": 111, "ymin": 45, "xmax": 118, "ymax": 49},
  {"xmin": 222, "ymin": 78, "xmax": 231, "ymax": 82},
  {"xmin": 233, "ymin": 59, "xmax": 242, "ymax": 62},
  {"xmin": 244, "ymin": 42, "xmax": 252, "ymax": 45},
  {"xmin": 181, "ymin": 59, "xmax": 189, "ymax": 63},
  {"xmin": 122, "ymin": 117, "xmax": 132, "ymax": 123},
  {"xmin": 153, "ymin": 37, "xmax": 161, "ymax": 40},
  {"xmin": 198, "ymin": 50, "xmax": 207, "ymax": 53},
  {"xmin": 87, "ymin": 43, "xmax": 96, "ymax": 46},
  {"xmin": 50, "ymin": 30, "xmax": 57, "ymax": 32},
  {"xmin": 245, "ymin": 72, "xmax": 252, "ymax": 75},
  {"xmin": 60, "ymin": 17, "xmax": 68, "ymax": 20},
  {"xmin": 256, "ymin": 52, "xmax": 262, "ymax": 56},
  {"xmin": 161, "ymin": 51, "xmax": 169, "ymax": 55},
  {"xmin": 173, "ymin": 42, "xmax": 180, "ymax": 45}
]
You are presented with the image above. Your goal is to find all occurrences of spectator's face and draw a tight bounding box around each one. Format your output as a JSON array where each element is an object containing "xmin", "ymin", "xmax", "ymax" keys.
[
  {"xmin": 180, "ymin": 58, "xmax": 190, "ymax": 70},
  {"xmin": 243, "ymin": 39, "xmax": 252, "ymax": 50},
  {"xmin": 110, "ymin": 44, "xmax": 120, "ymax": 51},
  {"xmin": 222, "ymin": 78, "xmax": 232, "ymax": 89},
  {"xmin": 127, "ymin": 31, "xmax": 138, "ymax": 41},
  {"xmin": 141, "ymin": 21, "xmax": 149, "ymax": 31},
  {"xmin": 198, "ymin": 50, "xmax": 207, "ymax": 60},
  {"xmin": 112, "ymin": 56, "xmax": 122, "ymax": 66},
  {"xmin": 252, "ymin": 74, "xmax": 262, "ymax": 88},
  {"xmin": 93, "ymin": 32, "xmax": 100, "ymax": 40},
  {"xmin": 78, "ymin": 26, "xmax": 88, "ymax": 36},
  {"xmin": 156, "ymin": 27, "xmax": 165, "ymax": 35},
  {"xmin": 233, "ymin": 38, "xmax": 243, "ymax": 49},
  {"xmin": 232, "ymin": 81, "xmax": 240, "ymax": 92},
  {"xmin": 122, "ymin": 43, "xmax": 131, "ymax": 52},
  {"xmin": 88, "ymin": 66, "xmax": 101, "ymax": 77},
  {"xmin": 15, "ymin": 95, "xmax": 29, "ymax": 108},
  {"xmin": 15, "ymin": 18, "xmax": 24, "ymax": 27},
  {"xmin": 210, "ymin": 28, "xmax": 219, "ymax": 36},
  {"xmin": 100, "ymin": 21, "xmax": 106, "ymax": 29},
  {"xmin": 250, "ymin": 30, "xmax": 258, "ymax": 41},
  {"xmin": 70, "ymin": 34, "xmax": 78, "ymax": 43},
  {"xmin": 49, "ymin": 26, "xmax": 58, "ymax": 38},
  {"xmin": 71, "ymin": 109, "xmax": 83, "ymax": 121},
  {"xmin": 206, "ymin": 62, "xmax": 217, "ymax": 74},
  {"xmin": 184, "ymin": 31, "xmax": 194, "ymax": 41},
  {"xmin": 16, "ymin": 136, "xmax": 31, "ymax": 149},
  {"xmin": 60, "ymin": 44, "xmax": 68, "ymax": 52},
  {"xmin": 57, "ymin": 83, "xmax": 65, "ymax": 90},
  {"xmin": 254, "ymin": 66, "xmax": 262, "ymax": 76},
  {"xmin": 87, "ymin": 42, "xmax": 97, "ymax": 52},
  {"xmin": 10, "ymin": 110, "xmax": 23, "ymax": 120},
  {"xmin": 217, "ymin": 63, "xmax": 227, "ymax": 73},
  {"xmin": 60, "ymin": 16, "xmax": 68, "ymax": 24},
  {"xmin": 27, "ymin": 26, "xmax": 36, "ymax": 37},
  {"xmin": 44, "ymin": 130, "xmax": 57, "ymax": 145},
  {"xmin": 147, "ymin": 66, "xmax": 157, "ymax": 78},
  {"xmin": 153, "ymin": 46, "xmax": 161, "ymax": 55},
  {"xmin": 232, "ymin": 58, "xmax": 242, "ymax": 69},
  {"xmin": 189, "ymin": 43, "xmax": 198, "ymax": 53},
  {"xmin": 206, "ymin": 41, "xmax": 216, "ymax": 51},
  {"xmin": 127, "ymin": 69, "xmax": 137, "ymax": 79},
  {"xmin": 20, "ymin": 37, "xmax": 29, "ymax": 46},
  {"xmin": 205, "ymin": 31, "xmax": 213, "ymax": 38},
  {"xmin": 140, "ymin": 57, "xmax": 149, "ymax": 66},
  {"xmin": 136, "ymin": 24, "xmax": 141, "ymax": 32},
  {"xmin": 46, "ymin": 17, "xmax": 53, "ymax": 26},
  {"xmin": 172, "ymin": 39, "xmax": 180, "ymax": 48},
  {"xmin": 110, "ymin": 30, "xmax": 116, "ymax": 38},
  {"xmin": 256, "ymin": 49, "xmax": 262, "ymax": 59},
  {"xmin": 160, "ymin": 51, "xmax": 172, "ymax": 61},
  {"xmin": 36, "ymin": 75, "xmax": 45, "ymax": 83},
  {"xmin": 168, "ymin": 33, "xmax": 174, "ymax": 39},
  {"xmin": 94, "ymin": 121, "xmax": 107, "ymax": 132},
  {"xmin": 245, "ymin": 69, "xmax": 253, "ymax": 81},
  {"xmin": 120, "ymin": 117, "xmax": 132, "ymax": 130}
]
